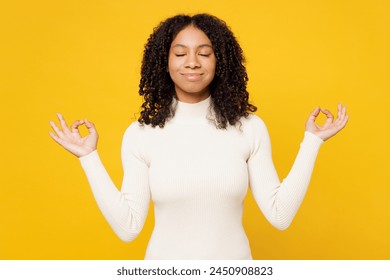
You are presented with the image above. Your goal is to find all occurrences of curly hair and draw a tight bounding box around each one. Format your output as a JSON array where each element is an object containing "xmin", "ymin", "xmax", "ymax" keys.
[{"xmin": 138, "ymin": 13, "xmax": 257, "ymax": 128}]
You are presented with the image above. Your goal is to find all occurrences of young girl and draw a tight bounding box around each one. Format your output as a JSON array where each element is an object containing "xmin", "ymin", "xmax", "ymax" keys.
[{"xmin": 49, "ymin": 14, "xmax": 348, "ymax": 259}]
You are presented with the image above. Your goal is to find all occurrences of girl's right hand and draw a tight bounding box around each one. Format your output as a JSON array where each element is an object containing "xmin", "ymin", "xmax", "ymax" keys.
[{"xmin": 49, "ymin": 113, "xmax": 98, "ymax": 158}]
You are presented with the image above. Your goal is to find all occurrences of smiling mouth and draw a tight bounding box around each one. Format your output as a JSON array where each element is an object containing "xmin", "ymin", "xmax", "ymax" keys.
[{"xmin": 181, "ymin": 73, "xmax": 203, "ymax": 81}]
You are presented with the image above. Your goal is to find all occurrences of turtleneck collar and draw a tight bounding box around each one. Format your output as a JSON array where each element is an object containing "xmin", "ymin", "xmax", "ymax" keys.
[{"xmin": 170, "ymin": 96, "xmax": 213, "ymax": 124}]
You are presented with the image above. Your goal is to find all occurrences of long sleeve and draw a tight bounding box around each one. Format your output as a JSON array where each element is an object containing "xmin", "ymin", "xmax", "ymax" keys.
[
  {"xmin": 247, "ymin": 116, "xmax": 323, "ymax": 230},
  {"xmin": 79, "ymin": 123, "xmax": 150, "ymax": 242}
]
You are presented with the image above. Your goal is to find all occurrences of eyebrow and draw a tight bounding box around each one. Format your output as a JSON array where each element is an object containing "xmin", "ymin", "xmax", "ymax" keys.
[{"xmin": 171, "ymin": 44, "xmax": 213, "ymax": 49}]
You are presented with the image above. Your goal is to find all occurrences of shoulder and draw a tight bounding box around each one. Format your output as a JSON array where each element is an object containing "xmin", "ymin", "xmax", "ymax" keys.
[
  {"xmin": 121, "ymin": 121, "xmax": 154, "ymax": 160},
  {"xmin": 123, "ymin": 121, "xmax": 160, "ymax": 138},
  {"xmin": 122, "ymin": 120, "xmax": 164, "ymax": 148},
  {"xmin": 123, "ymin": 121, "xmax": 145, "ymax": 137},
  {"xmin": 239, "ymin": 114, "xmax": 273, "ymax": 155},
  {"xmin": 239, "ymin": 114, "xmax": 272, "ymax": 149},
  {"xmin": 122, "ymin": 121, "xmax": 149, "ymax": 148},
  {"xmin": 244, "ymin": 113, "xmax": 266, "ymax": 125},
  {"xmin": 240, "ymin": 114, "xmax": 269, "ymax": 135}
]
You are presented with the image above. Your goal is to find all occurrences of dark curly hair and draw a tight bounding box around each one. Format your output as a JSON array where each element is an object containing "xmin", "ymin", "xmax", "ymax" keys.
[{"xmin": 138, "ymin": 13, "xmax": 257, "ymax": 128}]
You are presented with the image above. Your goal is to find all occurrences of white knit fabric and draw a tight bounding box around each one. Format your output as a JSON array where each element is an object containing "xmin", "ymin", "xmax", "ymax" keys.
[{"xmin": 79, "ymin": 96, "xmax": 323, "ymax": 259}]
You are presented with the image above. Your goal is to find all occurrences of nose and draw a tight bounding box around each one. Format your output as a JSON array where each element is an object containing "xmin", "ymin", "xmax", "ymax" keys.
[{"xmin": 185, "ymin": 53, "xmax": 200, "ymax": 69}]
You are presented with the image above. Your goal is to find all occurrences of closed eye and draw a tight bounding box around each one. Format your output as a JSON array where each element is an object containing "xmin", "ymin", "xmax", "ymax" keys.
[{"xmin": 175, "ymin": 54, "xmax": 186, "ymax": 57}]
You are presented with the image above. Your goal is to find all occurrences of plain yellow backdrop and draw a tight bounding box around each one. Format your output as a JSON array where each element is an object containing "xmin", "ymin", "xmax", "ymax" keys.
[{"xmin": 0, "ymin": 0, "xmax": 389, "ymax": 259}]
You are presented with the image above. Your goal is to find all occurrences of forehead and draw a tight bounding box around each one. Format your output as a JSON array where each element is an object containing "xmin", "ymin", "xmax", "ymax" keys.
[{"xmin": 171, "ymin": 25, "xmax": 212, "ymax": 47}]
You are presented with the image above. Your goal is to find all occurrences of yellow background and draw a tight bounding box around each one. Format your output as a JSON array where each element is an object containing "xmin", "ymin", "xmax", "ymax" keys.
[{"xmin": 0, "ymin": 0, "xmax": 389, "ymax": 259}]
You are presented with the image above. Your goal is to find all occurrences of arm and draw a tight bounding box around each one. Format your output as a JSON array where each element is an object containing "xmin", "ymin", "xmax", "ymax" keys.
[
  {"xmin": 49, "ymin": 114, "xmax": 150, "ymax": 241},
  {"xmin": 248, "ymin": 120, "xmax": 323, "ymax": 230},
  {"xmin": 248, "ymin": 104, "xmax": 348, "ymax": 230}
]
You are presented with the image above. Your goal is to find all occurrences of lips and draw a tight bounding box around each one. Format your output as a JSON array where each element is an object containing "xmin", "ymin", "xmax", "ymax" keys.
[{"xmin": 181, "ymin": 73, "xmax": 203, "ymax": 81}]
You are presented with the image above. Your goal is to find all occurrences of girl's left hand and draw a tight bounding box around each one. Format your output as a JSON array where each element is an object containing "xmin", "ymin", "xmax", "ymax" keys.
[{"xmin": 305, "ymin": 104, "xmax": 349, "ymax": 141}]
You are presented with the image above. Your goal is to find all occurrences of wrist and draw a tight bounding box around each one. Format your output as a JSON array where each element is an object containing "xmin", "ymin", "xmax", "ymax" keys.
[{"xmin": 78, "ymin": 149, "xmax": 97, "ymax": 159}]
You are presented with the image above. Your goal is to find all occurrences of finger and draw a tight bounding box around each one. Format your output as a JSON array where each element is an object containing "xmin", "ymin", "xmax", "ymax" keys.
[
  {"xmin": 337, "ymin": 103, "xmax": 342, "ymax": 120},
  {"xmin": 308, "ymin": 106, "xmax": 321, "ymax": 121},
  {"xmin": 49, "ymin": 120, "xmax": 64, "ymax": 136},
  {"xmin": 334, "ymin": 108, "xmax": 349, "ymax": 130},
  {"xmin": 321, "ymin": 108, "xmax": 334, "ymax": 120},
  {"xmin": 336, "ymin": 104, "xmax": 347, "ymax": 123},
  {"xmin": 339, "ymin": 113, "xmax": 349, "ymax": 128},
  {"xmin": 49, "ymin": 131, "xmax": 65, "ymax": 146},
  {"xmin": 84, "ymin": 119, "xmax": 97, "ymax": 135},
  {"xmin": 343, "ymin": 114, "xmax": 349, "ymax": 126},
  {"xmin": 56, "ymin": 112, "xmax": 70, "ymax": 133},
  {"xmin": 341, "ymin": 105, "xmax": 347, "ymax": 120},
  {"xmin": 319, "ymin": 108, "xmax": 334, "ymax": 128},
  {"xmin": 71, "ymin": 120, "xmax": 85, "ymax": 133}
]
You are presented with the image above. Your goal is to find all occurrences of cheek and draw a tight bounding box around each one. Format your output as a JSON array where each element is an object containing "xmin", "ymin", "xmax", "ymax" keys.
[
  {"xmin": 167, "ymin": 58, "xmax": 173, "ymax": 72},
  {"xmin": 208, "ymin": 56, "xmax": 216, "ymax": 72},
  {"xmin": 208, "ymin": 60, "xmax": 217, "ymax": 78},
  {"xmin": 168, "ymin": 58, "xmax": 181, "ymax": 74},
  {"xmin": 167, "ymin": 53, "xmax": 175, "ymax": 72},
  {"xmin": 212, "ymin": 63, "xmax": 218, "ymax": 77},
  {"xmin": 167, "ymin": 61, "xmax": 179, "ymax": 83}
]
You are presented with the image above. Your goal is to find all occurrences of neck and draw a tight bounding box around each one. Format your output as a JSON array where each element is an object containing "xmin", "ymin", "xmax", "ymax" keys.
[
  {"xmin": 174, "ymin": 90, "xmax": 211, "ymax": 104},
  {"xmin": 171, "ymin": 95, "xmax": 212, "ymax": 124}
]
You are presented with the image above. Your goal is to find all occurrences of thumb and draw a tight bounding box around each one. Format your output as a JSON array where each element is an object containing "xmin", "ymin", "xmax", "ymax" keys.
[{"xmin": 84, "ymin": 119, "xmax": 98, "ymax": 135}]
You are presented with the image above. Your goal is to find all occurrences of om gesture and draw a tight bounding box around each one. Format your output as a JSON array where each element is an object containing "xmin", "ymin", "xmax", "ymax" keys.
[
  {"xmin": 306, "ymin": 104, "xmax": 349, "ymax": 141},
  {"xmin": 49, "ymin": 113, "xmax": 98, "ymax": 157}
]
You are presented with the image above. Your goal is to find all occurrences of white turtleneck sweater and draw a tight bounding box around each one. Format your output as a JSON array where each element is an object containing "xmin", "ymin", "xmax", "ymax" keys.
[{"xmin": 79, "ymin": 96, "xmax": 323, "ymax": 259}]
